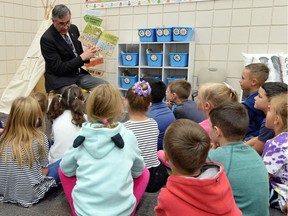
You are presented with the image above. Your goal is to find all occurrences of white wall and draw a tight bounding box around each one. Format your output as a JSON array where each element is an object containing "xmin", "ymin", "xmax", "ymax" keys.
[{"xmin": 0, "ymin": 0, "xmax": 287, "ymax": 98}]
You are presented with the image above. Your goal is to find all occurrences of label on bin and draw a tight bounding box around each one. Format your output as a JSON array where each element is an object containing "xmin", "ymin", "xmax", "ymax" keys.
[
  {"xmin": 173, "ymin": 54, "xmax": 181, "ymax": 62},
  {"xmin": 156, "ymin": 29, "xmax": 163, "ymax": 36},
  {"xmin": 157, "ymin": 29, "xmax": 170, "ymax": 36},
  {"xmin": 173, "ymin": 28, "xmax": 188, "ymax": 36},
  {"xmin": 150, "ymin": 54, "xmax": 159, "ymax": 62},
  {"xmin": 124, "ymin": 77, "xmax": 131, "ymax": 84},
  {"xmin": 145, "ymin": 30, "xmax": 152, "ymax": 37},
  {"xmin": 163, "ymin": 29, "xmax": 170, "ymax": 36},
  {"xmin": 125, "ymin": 54, "xmax": 132, "ymax": 61},
  {"xmin": 138, "ymin": 29, "xmax": 153, "ymax": 38}
]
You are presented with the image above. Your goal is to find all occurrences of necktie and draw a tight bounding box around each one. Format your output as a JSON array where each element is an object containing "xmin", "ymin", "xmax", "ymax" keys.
[
  {"xmin": 64, "ymin": 34, "xmax": 73, "ymax": 50},
  {"xmin": 64, "ymin": 34, "xmax": 78, "ymax": 59}
]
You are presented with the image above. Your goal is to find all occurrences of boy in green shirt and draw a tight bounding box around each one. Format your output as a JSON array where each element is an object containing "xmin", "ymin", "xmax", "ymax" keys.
[{"xmin": 207, "ymin": 102, "xmax": 269, "ymax": 216}]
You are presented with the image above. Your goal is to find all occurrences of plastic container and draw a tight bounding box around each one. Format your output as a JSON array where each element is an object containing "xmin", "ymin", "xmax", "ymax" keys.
[
  {"xmin": 169, "ymin": 53, "xmax": 188, "ymax": 67},
  {"xmin": 156, "ymin": 27, "xmax": 172, "ymax": 42},
  {"xmin": 166, "ymin": 76, "xmax": 187, "ymax": 84},
  {"xmin": 121, "ymin": 53, "xmax": 139, "ymax": 66},
  {"xmin": 172, "ymin": 27, "xmax": 193, "ymax": 41},
  {"xmin": 120, "ymin": 75, "xmax": 138, "ymax": 89},
  {"xmin": 138, "ymin": 28, "xmax": 156, "ymax": 42},
  {"xmin": 147, "ymin": 53, "xmax": 163, "ymax": 67}
]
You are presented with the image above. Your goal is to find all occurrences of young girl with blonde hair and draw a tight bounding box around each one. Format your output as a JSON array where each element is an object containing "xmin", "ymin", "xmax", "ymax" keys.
[
  {"xmin": 47, "ymin": 86, "xmax": 86, "ymax": 164},
  {"xmin": 262, "ymin": 93, "xmax": 288, "ymax": 214},
  {"xmin": 124, "ymin": 80, "xmax": 168, "ymax": 192},
  {"xmin": 0, "ymin": 96, "xmax": 56, "ymax": 207},
  {"xmin": 197, "ymin": 82, "xmax": 238, "ymax": 142},
  {"xmin": 59, "ymin": 84, "xmax": 146, "ymax": 216}
]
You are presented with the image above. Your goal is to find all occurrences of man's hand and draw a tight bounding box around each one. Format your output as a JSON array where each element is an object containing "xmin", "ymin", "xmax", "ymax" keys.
[{"xmin": 80, "ymin": 46, "xmax": 98, "ymax": 61}]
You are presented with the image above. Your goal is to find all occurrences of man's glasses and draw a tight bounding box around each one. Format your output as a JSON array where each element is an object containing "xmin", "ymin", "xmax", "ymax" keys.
[{"xmin": 54, "ymin": 19, "xmax": 71, "ymax": 28}]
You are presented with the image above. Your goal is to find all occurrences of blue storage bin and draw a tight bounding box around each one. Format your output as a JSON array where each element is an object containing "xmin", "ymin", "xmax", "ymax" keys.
[
  {"xmin": 120, "ymin": 75, "xmax": 138, "ymax": 89},
  {"xmin": 138, "ymin": 28, "xmax": 156, "ymax": 42},
  {"xmin": 156, "ymin": 27, "xmax": 172, "ymax": 42},
  {"xmin": 170, "ymin": 53, "xmax": 188, "ymax": 67},
  {"xmin": 172, "ymin": 27, "xmax": 194, "ymax": 41},
  {"xmin": 167, "ymin": 76, "xmax": 187, "ymax": 84},
  {"xmin": 121, "ymin": 53, "xmax": 139, "ymax": 66},
  {"xmin": 147, "ymin": 53, "xmax": 163, "ymax": 67}
]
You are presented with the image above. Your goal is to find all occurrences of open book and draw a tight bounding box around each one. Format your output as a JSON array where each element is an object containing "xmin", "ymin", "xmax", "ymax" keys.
[{"xmin": 78, "ymin": 23, "xmax": 119, "ymax": 56}]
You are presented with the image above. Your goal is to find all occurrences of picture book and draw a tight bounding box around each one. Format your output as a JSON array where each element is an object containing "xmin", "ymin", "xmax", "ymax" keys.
[{"xmin": 78, "ymin": 23, "xmax": 119, "ymax": 56}]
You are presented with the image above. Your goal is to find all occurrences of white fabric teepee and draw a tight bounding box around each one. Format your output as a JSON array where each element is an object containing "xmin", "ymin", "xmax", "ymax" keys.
[{"xmin": 0, "ymin": 0, "xmax": 55, "ymax": 114}]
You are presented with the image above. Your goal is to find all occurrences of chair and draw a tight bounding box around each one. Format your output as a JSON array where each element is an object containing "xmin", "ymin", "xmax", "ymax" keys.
[{"xmin": 58, "ymin": 167, "xmax": 150, "ymax": 216}]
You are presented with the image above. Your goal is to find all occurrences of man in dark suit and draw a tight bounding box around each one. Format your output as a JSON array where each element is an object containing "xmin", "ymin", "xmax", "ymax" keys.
[{"xmin": 40, "ymin": 4, "xmax": 108, "ymax": 93}]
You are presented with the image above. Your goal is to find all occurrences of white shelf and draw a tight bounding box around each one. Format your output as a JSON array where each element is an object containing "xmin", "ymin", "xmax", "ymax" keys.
[{"xmin": 117, "ymin": 41, "xmax": 195, "ymax": 90}]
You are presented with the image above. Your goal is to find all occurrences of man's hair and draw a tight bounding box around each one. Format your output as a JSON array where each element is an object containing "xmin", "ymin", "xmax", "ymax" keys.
[
  {"xmin": 209, "ymin": 102, "xmax": 249, "ymax": 141},
  {"xmin": 245, "ymin": 63, "xmax": 269, "ymax": 85},
  {"xmin": 52, "ymin": 4, "xmax": 71, "ymax": 20},
  {"xmin": 143, "ymin": 77, "xmax": 166, "ymax": 103},
  {"xmin": 164, "ymin": 119, "xmax": 210, "ymax": 175},
  {"xmin": 261, "ymin": 82, "xmax": 288, "ymax": 101},
  {"xmin": 270, "ymin": 93, "xmax": 288, "ymax": 132},
  {"xmin": 168, "ymin": 80, "xmax": 191, "ymax": 99}
]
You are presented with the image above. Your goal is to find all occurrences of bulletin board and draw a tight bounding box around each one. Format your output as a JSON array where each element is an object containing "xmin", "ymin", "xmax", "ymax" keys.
[{"xmin": 85, "ymin": 0, "xmax": 209, "ymax": 9}]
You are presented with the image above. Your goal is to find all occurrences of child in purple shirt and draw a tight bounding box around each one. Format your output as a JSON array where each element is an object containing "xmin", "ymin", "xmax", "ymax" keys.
[{"xmin": 262, "ymin": 93, "xmax": 288, "ymax": 214}]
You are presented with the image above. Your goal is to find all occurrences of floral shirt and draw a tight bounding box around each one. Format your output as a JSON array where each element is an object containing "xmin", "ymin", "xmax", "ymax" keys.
[{"xmin": 262, "ymin": 132, "xmax": 288, "ymax": 201}]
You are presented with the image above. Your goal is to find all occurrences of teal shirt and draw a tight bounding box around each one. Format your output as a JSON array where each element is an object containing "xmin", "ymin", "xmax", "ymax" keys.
[
  {"xmin": 208, "ymin": 142, "xmax": 269, "ymax": 216},
  {"xmin": 60, "ymin": 122, "xmax": 145, "ymax": 216}
]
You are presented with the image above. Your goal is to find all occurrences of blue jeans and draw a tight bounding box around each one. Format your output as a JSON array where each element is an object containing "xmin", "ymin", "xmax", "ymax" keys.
[{"xmin": 48, "ymin": 159, "xmax": 61, "ymax": 183}]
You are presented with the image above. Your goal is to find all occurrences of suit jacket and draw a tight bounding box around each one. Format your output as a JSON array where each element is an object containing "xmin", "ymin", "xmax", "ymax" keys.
[{"xmin": 40, "ymin": 24, "xmax": 89, "ymax": 92}]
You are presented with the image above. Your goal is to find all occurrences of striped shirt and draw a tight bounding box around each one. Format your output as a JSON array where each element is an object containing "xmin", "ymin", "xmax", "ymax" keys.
[
  {"xmin": 0, "ymin": 136, "xmax": 56, "ymax": 207},
  {"xmin": 124, "ymin": 118, "xmax": 160, "ymax": 168}
]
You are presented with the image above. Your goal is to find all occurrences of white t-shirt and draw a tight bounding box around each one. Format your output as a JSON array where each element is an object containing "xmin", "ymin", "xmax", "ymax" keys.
[{"xmin": 49, "ymin": 110, "xmax": 83, "ymax": 164}]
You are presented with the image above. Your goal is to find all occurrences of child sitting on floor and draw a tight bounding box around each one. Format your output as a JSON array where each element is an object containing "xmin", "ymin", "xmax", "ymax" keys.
[
  {"xmin": 207, "ymin": 102, "xmax": 269, "ymax": 216},
  {"xmin": 144, "ymin": 77, "xmax": 176, "ymax": 150},
  {"xmin": 47, "ymin": 86, "xmax": 86, "ymax": 164},
  {"xmin": 166, "ymin": 80, "xmax": 205, "ymax": 122},
  {"xmin": 246, "ymin": 82, "xmax": 287, "ymax": 154},
  {"xmin": 239, "ymin": 63, "xmax": 269, "ymax": 141},
  {"xmin": 262, "ymin": 93, "xmax": 288, "ymax": 214},
  {"xmin": 30, "ymin": 92, "xmax": 50, "ymax": 137},
  {"xmin": 155, "ymin": 119, "xmax": 242, "ymax": 216},
  {"xmin": 0, "ymin": 96, "xmax": 57, "ymax": 207},
  {"xmin": 124, "ymin": 80, "xmax": 168, "ymax": 192},
  {"xmin": 60, "ymin": 84, "xmax": 145, "ymax": 216},
  {"xmin": 197, "ymin": 82, "xmax": 238, "ymax": 145}
]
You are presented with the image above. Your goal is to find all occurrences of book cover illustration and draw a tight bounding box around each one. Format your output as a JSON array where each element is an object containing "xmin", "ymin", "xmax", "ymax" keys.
[{"xmin": 79, "ymin": 23, "xmax": 119, "ymax": 56}]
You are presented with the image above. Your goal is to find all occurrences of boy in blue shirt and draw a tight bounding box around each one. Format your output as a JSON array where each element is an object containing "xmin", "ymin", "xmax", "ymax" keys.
[
  {"xmin": 166, "ymin": 80, "xmax": 205, "ymax": 123},
  {"xmin": 145, "ymin": 77, "xmax": 176, "ymax": 150},
  {"xmin": 239, "ymin": 63, "xmax": 269, "ymax": 141}
]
